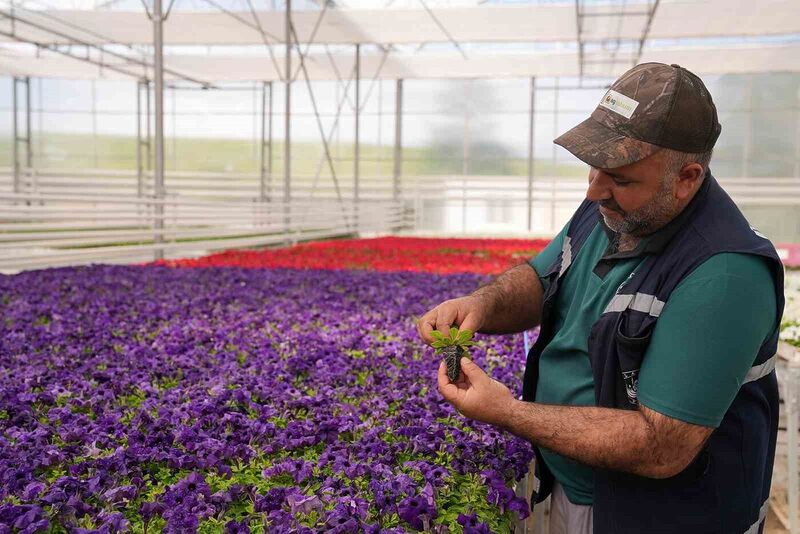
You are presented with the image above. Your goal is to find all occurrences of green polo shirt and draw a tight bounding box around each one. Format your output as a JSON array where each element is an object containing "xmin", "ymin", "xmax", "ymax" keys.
[{"xmin": 528, "ymin": 219, "xmax": 777, "ymax": 506}]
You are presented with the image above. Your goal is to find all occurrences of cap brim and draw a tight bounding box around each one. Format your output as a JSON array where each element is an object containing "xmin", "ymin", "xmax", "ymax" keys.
[{"xmin": 554, "ymin": 117, "xmax": 661, "ymax": 169}]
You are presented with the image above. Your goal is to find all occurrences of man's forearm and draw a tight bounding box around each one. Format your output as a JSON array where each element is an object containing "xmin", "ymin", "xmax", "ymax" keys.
[
  {"xmin": 470, "ymin": 264, "xmax": 543, "ymax": 334},
  {"xmin": 500, "ymin": 399, "xmax": 704, "ymax": 479}
]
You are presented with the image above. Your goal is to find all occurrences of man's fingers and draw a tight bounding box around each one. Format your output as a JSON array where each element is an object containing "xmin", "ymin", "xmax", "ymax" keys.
[
  {"xmin": 437, "ymin": 361, "xmax": 459, "ymax": 402},
  {"xmin": 435, "ymin": 307, "xmax": 457, "ymax": 338},
  {"xmin": 417, "ymin": 308, "xmax": 439, "ymax": 343},
  {"xmin": 459, "ymin": 312, "xmax": 481, "ymax": 336}
]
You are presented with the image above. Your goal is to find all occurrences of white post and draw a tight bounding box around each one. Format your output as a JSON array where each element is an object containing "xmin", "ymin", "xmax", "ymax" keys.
[
  {"xmin": 153, "ymin": 0, "xmax": 165, "ymax": 260},
  {"xmin": 550, "ymin": 77, "xmax": 559, "ymax": 232},
  {"xmin": 12, "ymin": 77, "xmax": 18, "ymax": 195},
  {"xmin": 284, "ymin": 0, "xmax": 292, "ymax": 242},
  {"xmin": 462, "ymin": 80, "xmax": 471, "ymax": 234},
  {"xmin": 354, "ymin": 43, "xmax": 360, "ymax": 233},
  {"xmin": 393, "ymin": 79, "xmax": 403, "ymax": 203},
  {"xmin": 527, "ymin": 76, "xmax": 535, "ymax": 232},
  {"xmin": 136, "ymin": 81, "xmax": 143, "ymax": 199},
  {"xmin": 260, "ymin": 81, "xmax": 267, "ymax": 202},
  {"xmin": 25, "ymin": 77, "xmax": 31, "ymax": 171}
]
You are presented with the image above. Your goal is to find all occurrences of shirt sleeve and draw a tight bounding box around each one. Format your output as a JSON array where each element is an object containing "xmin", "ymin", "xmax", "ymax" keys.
[
  {"xmin": 637, "ymin": 252, "xmax": 777, "ymax": 428},
  {"xmin": 529, "ymin": 222, "xmax": 569, "ymax": 279}
]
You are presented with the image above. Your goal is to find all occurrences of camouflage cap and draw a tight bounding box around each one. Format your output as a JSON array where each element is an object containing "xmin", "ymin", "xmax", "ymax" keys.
[{"xmin": 554, "ymin": 62, "xmax": 722, "ymax": 169}]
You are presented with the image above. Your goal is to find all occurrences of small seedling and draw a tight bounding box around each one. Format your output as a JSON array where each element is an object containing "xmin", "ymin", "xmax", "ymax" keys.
[{"xmin": 431, "ymin": 327, "xmax": 476, "ymax": 382}]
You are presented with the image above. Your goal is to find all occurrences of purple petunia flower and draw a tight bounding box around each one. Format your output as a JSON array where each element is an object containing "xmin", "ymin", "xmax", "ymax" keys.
[
  {"xmin": 0, "ymin": 264, "xmax": 535, "ymax": 531},
  {"xmin": 224, "ymin": 519, "xmax": 251, "ymax": 534},
  {"xmin": 397, "ymin": 483, "xmax": 437, "ymax": 530},
  {"xmin": 458, "ymin": 512, "xmax": 492, "ymax": 534},
  {"xmin": 254, "ymin": 487, "xmax": 290, "ymax": 514}
]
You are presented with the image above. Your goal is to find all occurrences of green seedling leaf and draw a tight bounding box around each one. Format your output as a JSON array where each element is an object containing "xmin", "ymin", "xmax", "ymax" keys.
[
  {"xmin": 431, "ymin": 331, "xmax": 445, "ymax": 342},
  {"xmin": 455, "ymin": 329, "xmax": 474, "ymax": 345},
  {"xmin": 449, "ymin": 326, "xmax": 459, "ymax": 340}
]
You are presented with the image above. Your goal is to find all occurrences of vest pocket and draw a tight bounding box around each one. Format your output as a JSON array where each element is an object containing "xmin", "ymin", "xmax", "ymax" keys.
[{"xmin": 614, "ymin": 316, "xmax": 653, "ymax": 406}]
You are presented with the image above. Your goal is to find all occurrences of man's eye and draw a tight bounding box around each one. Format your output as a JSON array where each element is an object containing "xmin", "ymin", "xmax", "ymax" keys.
[{"xmin": 612, "ymin": 178, "xmax": 629, "ymax": 186}]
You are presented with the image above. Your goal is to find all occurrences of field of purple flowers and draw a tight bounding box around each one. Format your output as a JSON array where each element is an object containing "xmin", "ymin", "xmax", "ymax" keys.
[{"xmin": 0, "ymin": 265, "xmax": 533, "ymax": 533}]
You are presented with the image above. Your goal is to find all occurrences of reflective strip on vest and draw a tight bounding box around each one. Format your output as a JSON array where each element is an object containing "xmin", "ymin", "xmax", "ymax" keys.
[
  {"xmin": 743, "ymin": 354, "xmax": 777, "ymax": 385},
  {"xmin": 742, "ymin": 498, "xmax": 768, "ymax": 534},
  {"xmin": 558, "ymin": 236, "xmax": 572, "ymax": 277},
  {"xmin": 603, "ymin": 292, "xmax": 777, "ymax": 385},
  {"xmin": 603, "ymin": 292, "xmax": 666, "ymax": 317}
]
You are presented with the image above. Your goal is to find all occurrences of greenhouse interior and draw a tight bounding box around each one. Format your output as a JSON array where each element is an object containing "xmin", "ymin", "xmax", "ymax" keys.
[{"xmin": 0, "ymin": 0, "xmax": 799, "ymax": 532}]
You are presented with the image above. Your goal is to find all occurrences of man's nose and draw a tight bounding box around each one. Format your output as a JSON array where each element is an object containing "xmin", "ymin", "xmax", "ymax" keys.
[{"xmin": 586, "ymin": 169, "xmax": 612, "ymax": 202}]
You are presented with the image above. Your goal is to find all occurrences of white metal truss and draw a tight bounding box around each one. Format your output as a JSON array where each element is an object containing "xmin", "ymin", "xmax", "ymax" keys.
[{"xmin": 0, "ymin": 1, "xmax": 797, "ymax": 47}]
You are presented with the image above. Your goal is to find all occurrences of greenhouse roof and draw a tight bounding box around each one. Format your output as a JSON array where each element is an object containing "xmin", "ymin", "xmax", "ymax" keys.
[
  {"xmin": 1, "ymin": 43, "xmax": 797, "ymax": 81},
  {"xmin": 1, "ymin": 1, "xmax": 797, "ymax": 46},
  {"xmin": 0, "ymin": 0, "xmax": 798, "ymax": 82}
]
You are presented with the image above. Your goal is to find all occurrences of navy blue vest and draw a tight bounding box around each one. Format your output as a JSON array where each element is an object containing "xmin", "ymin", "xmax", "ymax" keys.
[{"xmin": 522, "ymin": 172, "xmax": 785, "ymax": 534}]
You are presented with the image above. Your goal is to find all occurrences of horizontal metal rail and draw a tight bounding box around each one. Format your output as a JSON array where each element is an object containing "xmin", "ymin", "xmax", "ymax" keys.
[
  {"xmin": 2, "ymin": 167, "xmax": 797, "ymax": 271},
  {"xmin": 0, "ymin": 187, "xmax": 412, "ymax": 272}
]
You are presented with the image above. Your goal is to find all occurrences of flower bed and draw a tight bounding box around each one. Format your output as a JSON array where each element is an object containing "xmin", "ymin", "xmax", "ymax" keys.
[
  {"xmin": 0, "ymin": 266, "xmax": 533, "ymax": 533},
  {"xmin": 157, "ymin": 237, "xmax": 551, "ymax": 275},
  {"xmin": 781, "ymin": 322, "xmax": 800, "ymax": 348}
]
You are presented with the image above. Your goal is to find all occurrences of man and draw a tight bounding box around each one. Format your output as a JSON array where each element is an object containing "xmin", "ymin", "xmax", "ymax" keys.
[{"xmin": 417, "ymin": 63, "xmax": 785, "ymax": 534}]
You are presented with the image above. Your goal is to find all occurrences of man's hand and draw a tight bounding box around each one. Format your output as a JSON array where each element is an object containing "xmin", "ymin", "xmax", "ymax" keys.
[
  {"xmin": 416, "ymin": 264, "xmax": 544, "ymax": 346},
  {"xmin": 437, "ymin": 357, "xmax": 515, "ymax": 428},
  {"xmin": 417, "ymin": 296, "xmax": 488, "ymax": 345}
]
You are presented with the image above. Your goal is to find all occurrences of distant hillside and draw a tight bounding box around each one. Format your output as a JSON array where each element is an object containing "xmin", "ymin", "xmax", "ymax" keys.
[{"xmin": 0, "ymin": 132, "xmax": 586, "ymax": 178}]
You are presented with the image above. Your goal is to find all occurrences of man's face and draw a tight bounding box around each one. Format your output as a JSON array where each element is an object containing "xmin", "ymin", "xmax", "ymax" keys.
[{"xmin": 585, "ymin": 150, "xmax": 679, "ymax": 236}]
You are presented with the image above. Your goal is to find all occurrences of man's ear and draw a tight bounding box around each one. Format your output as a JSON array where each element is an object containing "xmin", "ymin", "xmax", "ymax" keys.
[{"xmin": 674, "ymin": 163, "xmax": 704, "ymax": 201}]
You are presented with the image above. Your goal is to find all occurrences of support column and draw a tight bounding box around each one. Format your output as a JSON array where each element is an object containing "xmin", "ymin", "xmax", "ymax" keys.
[
  {"xmin": 284, "ymin": 0, "xmax": 292, "ymax": 242},
  {"xmin": 742, "ymin": 75, "xmax": 753, "ymax": 178},
  {"xmin": 550, "ymin": 77, "xmax": 559, "ymax": 232},
  {"xmin": 11, "ymin": 77, "xmax": 31, "ymax": 197},
  {"xmin": 25, "ymin": 77, "xmax": 31, "ymax": 171},
  {"xmin": 260, "ymin": 81, "xmax": 267, "ymax": 202},
  {"xmin": 146, "ymin": 80, "xmax": 152, "ymax": 187},
  {"xmin": 136, "ymin": 80, "xmax": 143, "ymax": 199},
  {"xmin": 527, "ymin": 76, "xmax": 536, "ymax": 232},
  {"xmin": 153, "ymin": 0, "xmax": 165, "ymax": 260},
  {"xmin": 91, "ymin": 80, "xmax": 98, "ymax": 168},
  {"xmin": 354, "ymin": 43, "xmax": 360, "ymax": 232},
  {"xmin": 795, "ymin": 86, "xmax": 800, "ymax": 178},
  {"xmin": 461, "ymin": 80, "xmax": 471, "ymax": 234},
  {"xmin": 268, "ymin": 81, "xmax": 273, "ymax": 202},
  {"xmin": 11, "ymin": 77, "xmax": 18, "ymax": 195},
  {"xmin": 393, "ymin": 79, "xmax": 403, "ymax": 202}
]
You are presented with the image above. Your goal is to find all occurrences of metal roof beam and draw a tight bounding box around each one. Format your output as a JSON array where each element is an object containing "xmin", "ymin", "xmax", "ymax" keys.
[{"xmin": 0, "ymin": 8, "xmax": 215, "ymax": 86}]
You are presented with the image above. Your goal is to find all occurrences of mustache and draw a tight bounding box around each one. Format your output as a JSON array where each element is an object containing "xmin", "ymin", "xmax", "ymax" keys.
[{"xmin": 599, "ymin": 200, "xmax": 624, "ymax": 214}]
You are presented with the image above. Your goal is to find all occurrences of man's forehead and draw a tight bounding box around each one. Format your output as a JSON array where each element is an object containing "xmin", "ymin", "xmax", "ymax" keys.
[{"xmin": 597, "ymin": 149, "xmax": 667, "ymax": 178}]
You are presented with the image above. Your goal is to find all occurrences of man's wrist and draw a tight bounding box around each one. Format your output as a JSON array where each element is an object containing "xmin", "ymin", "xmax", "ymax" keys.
[
  {"xmin": 498, "ymin": 397, "xmax": 522, "ymax": 434},
  {"xmin": 467, "ymin": 291, "xmax": 495, "ymax": 325}
]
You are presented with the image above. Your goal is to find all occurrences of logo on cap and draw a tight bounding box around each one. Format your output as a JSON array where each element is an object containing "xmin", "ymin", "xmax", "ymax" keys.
[{"xmin": 599, "ymin": 89, "xmax": 639, "ymax": 120}]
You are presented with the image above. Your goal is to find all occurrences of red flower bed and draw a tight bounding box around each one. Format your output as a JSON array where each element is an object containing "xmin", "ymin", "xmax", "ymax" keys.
[{"xmin": 158, "ymin": 236, "xmax": 551, "ymax": 275}]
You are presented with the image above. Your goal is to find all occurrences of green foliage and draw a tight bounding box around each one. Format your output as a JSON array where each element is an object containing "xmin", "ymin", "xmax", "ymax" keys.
[
  {"xmin": 153, "ymin": 370, "xmax": 183, "ymax": 391},
  {"xmin": 433, "ymin": 472, "xmax": 515, "ymax": 533},
  {"xmin": 345, "ymin": 349, "xmax": 366, "ymax": 360},
  {"xmin": 780, "ymin": 320, "xmax": 800, "ymax": 348},
  {"xmin": 430, "ymin": 328, "xmax": 476, "ymax": 356}
]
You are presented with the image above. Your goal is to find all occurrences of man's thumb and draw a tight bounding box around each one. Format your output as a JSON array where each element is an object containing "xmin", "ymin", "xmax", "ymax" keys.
[{"xmin": 459, "ymin": 357, "xmax": 485, "ymax": 382}]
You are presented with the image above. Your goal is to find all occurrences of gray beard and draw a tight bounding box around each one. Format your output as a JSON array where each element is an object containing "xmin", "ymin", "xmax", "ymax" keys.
[{"xmin": 602, "ymin": 180, "xmax": 678, "ymax": 237}]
